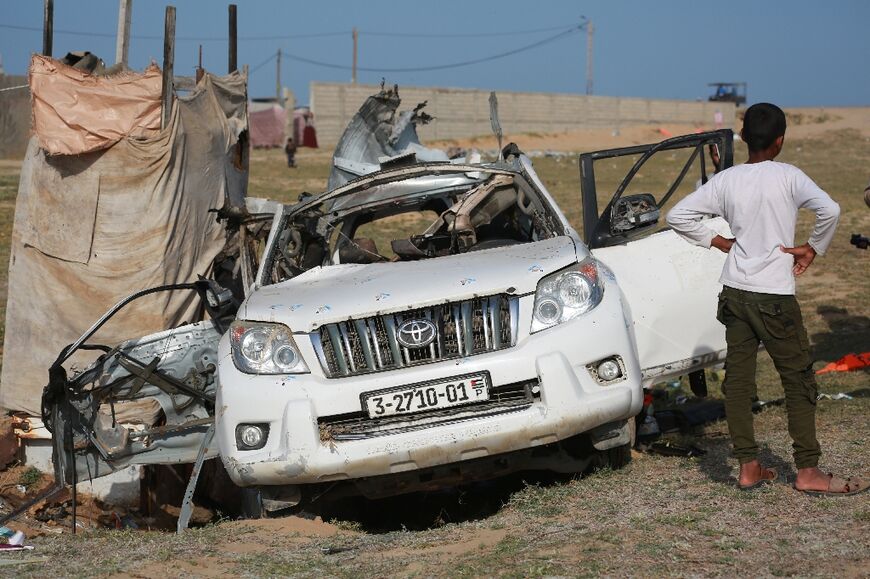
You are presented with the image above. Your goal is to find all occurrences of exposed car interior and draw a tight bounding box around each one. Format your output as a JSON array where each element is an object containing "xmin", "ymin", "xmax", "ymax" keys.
[{"xmin": 266, "ymin": 171, "xmax": 564, "ymax": 284}]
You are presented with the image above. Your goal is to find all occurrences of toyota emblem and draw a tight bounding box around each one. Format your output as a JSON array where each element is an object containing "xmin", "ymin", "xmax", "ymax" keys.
[{"xmin": 396, "ymin": 319, "xmax": 437, "ymax": 349}]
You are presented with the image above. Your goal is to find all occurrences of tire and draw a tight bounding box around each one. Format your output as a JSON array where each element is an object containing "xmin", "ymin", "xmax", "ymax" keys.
[
  {"xmin": 239, "ymin": 486, "xmax": 265, "ymax": 519},
  {"xmin": 593, "ymin": 418, "xmax": 635, "ymax": 470}
]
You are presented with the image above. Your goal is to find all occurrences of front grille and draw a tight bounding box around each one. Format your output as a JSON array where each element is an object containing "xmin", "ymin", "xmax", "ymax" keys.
[
  {"xmin": 318, "ymin": 379, "xmax": 539, "ymax": 441},
  {"xmin": 312, "ymin": 295, "xmax": 518, "ymax": 378}
]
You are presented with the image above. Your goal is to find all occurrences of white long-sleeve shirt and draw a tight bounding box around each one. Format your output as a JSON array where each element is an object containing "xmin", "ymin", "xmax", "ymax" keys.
[{"xmin": 666, "ymin": 161, "xmax": 840, "ymax": 295}]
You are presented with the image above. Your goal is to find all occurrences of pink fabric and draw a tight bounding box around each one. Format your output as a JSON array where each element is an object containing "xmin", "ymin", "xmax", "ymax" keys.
[
  {"xmin": 249, "ymin": 105, "xmax": 286, "ymax": 148},
  {"xmin": 29, "ymin": 55, "xmax": 162, "ymax": 155}
]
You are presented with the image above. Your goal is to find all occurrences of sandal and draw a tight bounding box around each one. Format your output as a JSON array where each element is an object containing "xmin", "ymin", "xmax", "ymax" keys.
[
  {"xmin": 738, "ymin": 467, "xmax": 778, "ymax": 490},
  {"xmin": 794, "ymin": 473, "xmax": 869, "ymax": 496}
]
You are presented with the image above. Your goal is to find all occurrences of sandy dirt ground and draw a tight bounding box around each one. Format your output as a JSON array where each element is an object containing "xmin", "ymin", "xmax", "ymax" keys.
[{"xmin": 430, "ymin": 107, "xmax": 870, "ymax": 154}]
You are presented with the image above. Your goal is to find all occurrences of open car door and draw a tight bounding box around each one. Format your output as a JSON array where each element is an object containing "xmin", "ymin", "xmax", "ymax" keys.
[
  {"xmin": 580, "ymin": 130, "xmax": 734, "ymax": 387},
  {"xmin": 41, "ymin": 198, "xmax": 284, "ymax": 488}
]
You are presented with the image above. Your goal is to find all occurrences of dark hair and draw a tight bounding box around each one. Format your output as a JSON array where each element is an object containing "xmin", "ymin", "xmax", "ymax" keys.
[{"xmin": 741, "ymin": 103, "xmax": 786, "ymax": 152}]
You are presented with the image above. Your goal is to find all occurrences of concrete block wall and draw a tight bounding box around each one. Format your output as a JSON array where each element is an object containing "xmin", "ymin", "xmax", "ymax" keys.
[{"xmin": 311, "ymin": 82, "xmax": 737, "ymax": 146}]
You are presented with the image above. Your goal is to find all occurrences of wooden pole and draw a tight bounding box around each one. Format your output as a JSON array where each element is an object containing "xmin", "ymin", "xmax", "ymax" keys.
[
  {"xmin": 228, "ymin": 4, "xmax": 237, "ymax": 73},
  {"xmin": 276, "ymin": 48, "xmax": 282, "ymax": 104},
  {"xmin": 161, "ymin": 6, "xmax": 176, "ymax": 130},
  {"xmin": 585, "ymin": 20, "xmax": 594, "ymax": 96},
  {"xmin": 115, "ymin": 0, "xmax": 133, "ymax": 66},
  {"xmin": 352, "ymin": 27, "xmax": 358, "ymax": 84},
  {"xmin": 43, "ymin": 0, "xmax": 53, "ymax": 57},
  {"xmin": 196, "ymin": 44, "xmax": 204, "ymax": 82}
]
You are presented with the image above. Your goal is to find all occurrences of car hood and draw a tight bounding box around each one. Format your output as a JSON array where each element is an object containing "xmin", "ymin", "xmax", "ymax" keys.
[{"xmin": 242, "ymin": 236, "xmax": 579, "ymax": 332}]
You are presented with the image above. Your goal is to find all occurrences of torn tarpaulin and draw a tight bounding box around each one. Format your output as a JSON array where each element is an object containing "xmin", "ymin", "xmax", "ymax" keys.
[{"xmin": 29, "ymin": 54, "xmax": 162, "ymax": 155}]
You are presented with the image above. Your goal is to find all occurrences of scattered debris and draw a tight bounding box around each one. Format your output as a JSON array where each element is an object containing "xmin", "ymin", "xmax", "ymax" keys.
[
  {"xmin": 639, "ymin": 441, "xmax": 706, "ymax": 458},
  {"xmin": 815, "ymin": 352, "xmax": 870, "ymax": 374},
  {"xmin": 320, "ymin": 545, "xmax": 355, "ymax": 555},
  {"xmin": 817, "ymin": 392, "xmax": 853, "ymax": 401}
]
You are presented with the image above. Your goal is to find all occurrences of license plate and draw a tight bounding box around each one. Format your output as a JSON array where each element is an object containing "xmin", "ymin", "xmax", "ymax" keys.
[{"xmin": 363, "ymin": 373, "xmax": 490, "ymax": 418}]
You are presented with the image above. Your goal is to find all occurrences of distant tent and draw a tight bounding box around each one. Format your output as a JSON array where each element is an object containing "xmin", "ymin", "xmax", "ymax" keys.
[{"xmin": 249, "ymin": 104, "xmax": 286, "ymax": 148}]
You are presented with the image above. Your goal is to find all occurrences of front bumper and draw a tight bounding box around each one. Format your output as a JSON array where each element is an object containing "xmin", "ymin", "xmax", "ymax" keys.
[{"xmin": 216, "ymin": 285, "xmax": 642, "ymax": 487}]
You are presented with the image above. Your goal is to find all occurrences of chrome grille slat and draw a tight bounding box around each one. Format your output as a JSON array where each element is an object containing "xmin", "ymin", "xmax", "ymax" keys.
[
  {"xmin": 481, "ymin": 298, "xmax": 492, "ymax": 350},
  {"xmin": 354, "ymin": 319, "xmax": 376, "ymax": 370},
  {"xmin": 491, "ymin": 296, "xmax": 503, "ymax": 350},
  {"xmin": 338, "ymin": 322, "xmax": 357, "ymax": 373},
  {"xmin": 366, "ymin": 319, "xmax": 384, "ymax": 369},
  {"xmin": 314, "ymin": 295, "xmax": 518, "ymax": 378}
]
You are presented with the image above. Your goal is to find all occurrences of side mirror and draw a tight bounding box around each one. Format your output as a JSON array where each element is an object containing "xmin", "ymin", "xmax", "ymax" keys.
[{"xmin": 609, "ymin": 193, "xmax": 660, "ymax": 235}]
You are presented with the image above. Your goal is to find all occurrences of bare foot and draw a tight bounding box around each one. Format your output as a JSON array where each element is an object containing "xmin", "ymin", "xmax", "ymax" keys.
[
  {"xmin": 738, "ymin": 460, "xmax": 777, "ymax": 488},
  {"xmin": 795, "ymin": 467, "xmax": 868, "ymax": 494}
]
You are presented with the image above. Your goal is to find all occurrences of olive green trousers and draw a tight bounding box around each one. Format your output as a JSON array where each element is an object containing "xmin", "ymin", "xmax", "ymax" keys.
[{"xmin": 717, "ymin": 286, "xmax": 821, "ymax": 469}]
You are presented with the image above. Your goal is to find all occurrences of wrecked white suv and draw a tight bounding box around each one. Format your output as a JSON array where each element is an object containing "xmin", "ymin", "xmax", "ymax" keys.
[{"xmin": 44, "ymin": 89, "xmax": 732, "ymax": 516}]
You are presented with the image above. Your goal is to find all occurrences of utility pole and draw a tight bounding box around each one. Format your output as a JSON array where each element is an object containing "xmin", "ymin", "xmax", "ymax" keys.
[
  {"xmin": 352, "ymin": 27, "xmax": 358, "ymax": 84},
  {"xmin": 161, "ymin": 5, "xmax": 175, "ymax": 129},
  {"xmin": 43, "ymin": 0, "xmax": 53, "ymax": 57},
  {"xmin": 196, "ymin": 44, "xmax": 204, "ymax": 82},
  {"xmin": 228, "ymin": 4, "xmax": 237, "ymax": 73},
  {"xmin": 115, "ymin": 0, "xmax": 132, "ymax": 66},
  {"xmin": 585, "ymin": 19, "xmax": 594, "ymax": 96},
  {"xmin": 276, "ymin": 48, "xmax": 282, "ymax": 105}
]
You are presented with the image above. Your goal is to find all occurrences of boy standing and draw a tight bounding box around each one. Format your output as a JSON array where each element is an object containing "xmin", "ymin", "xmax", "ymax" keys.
[
  {"xmin": 667, "ymin": 103, "xmax": 866, "ymax": 495},
  {"xmin": 284, "ymin": 137, "xmax": 297, "ymax": 168}
]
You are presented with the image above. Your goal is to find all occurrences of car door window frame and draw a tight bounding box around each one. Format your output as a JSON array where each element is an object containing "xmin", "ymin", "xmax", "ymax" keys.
[{"xmin": 580, "ymin": 129, "xmax": 734, "ymax": 249}]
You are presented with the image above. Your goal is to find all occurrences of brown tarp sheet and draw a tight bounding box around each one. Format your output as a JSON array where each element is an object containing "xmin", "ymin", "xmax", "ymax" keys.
[
  {"xmin": 0, "ymin": 68, "xmax": 248, "ymax": 415},
  {"xmin": 29, "ymin": 54, "xmax": 162, "ymax": 156}
]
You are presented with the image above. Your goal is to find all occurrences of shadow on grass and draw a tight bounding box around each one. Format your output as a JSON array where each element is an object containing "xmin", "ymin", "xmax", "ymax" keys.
[
  {"xmin": 811, "ymin": 305, "xmax": 870, "ymax": 362},
  {"xmin": 696, "ymin": 436, "xmax": 796, "ymax": 485},
  {"xmin": 304, "ymin": 470, "xmax": 578, "ymax": 534}
]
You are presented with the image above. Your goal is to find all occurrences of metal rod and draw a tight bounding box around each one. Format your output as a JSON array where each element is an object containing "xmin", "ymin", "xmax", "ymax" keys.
[
  {"xmin": 43, "ymin": 0, "xmax": 53, "ymax": 57},
  {"xmin": 228, "ymin": 4, "xmax": 237, "ymax": 73},
  {"xmin": 161, "ymin": 6, "xmax": 176, "ymax": 130},
  {"xmin": 176, "ymin": 423, "xmax": 215, "ymax": 533},
  {"xmin": 115, "ymin": 0, "xmax": 132, "ymax": 66}
]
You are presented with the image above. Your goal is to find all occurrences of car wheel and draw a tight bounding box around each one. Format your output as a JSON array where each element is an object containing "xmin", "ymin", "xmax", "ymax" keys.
[
  {"xmin": 240, "ymin": 486, "xmax": 265, "ymax": 519},
  {"xmin": 594, "ymin": 417, "xmax": 635, "ymax": 470}
]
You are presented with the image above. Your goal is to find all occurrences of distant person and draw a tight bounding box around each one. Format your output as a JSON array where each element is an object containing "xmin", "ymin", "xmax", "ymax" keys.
[
  {"xmin": 284, "ymin": 137, "xmax": 297, "ymax": 168},
  {"xmin": 667, "ymin": 103, "xmax": 866, "ymax": 496}
]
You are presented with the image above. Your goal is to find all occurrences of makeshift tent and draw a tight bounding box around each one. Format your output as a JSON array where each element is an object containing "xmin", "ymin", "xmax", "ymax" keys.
[
  {"xmin": 249, "ymin": 104, "xmax": 286, "ymax": 148},
  {"xmin": 0, "ymin": 55, "xmax": 248, "ymax": 415}
]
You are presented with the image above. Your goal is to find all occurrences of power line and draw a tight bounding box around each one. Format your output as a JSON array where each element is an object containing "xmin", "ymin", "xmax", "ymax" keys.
[
  {"xmin": 280, "ymin": 26, "xmax": 581, "ymax": 73},
  {"xmin": 248, "ymin": 52, "xmax": 276, "ymax": 75},
  {"xmin": 361, "ymin": 25, "xmax": 576, "ymax": 39}
]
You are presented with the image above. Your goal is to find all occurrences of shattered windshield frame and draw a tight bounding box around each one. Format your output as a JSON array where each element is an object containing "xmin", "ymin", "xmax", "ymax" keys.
[{"xmin": 259, "ymin": 161, "xmax": 567, "ymax": 287}]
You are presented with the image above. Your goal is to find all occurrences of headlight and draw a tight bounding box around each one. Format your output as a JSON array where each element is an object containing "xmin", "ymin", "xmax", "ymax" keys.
[
  {"xmin": 230, "ymin": 321, "xmax": 309, "ymax": 374},
  {"xmin": 531, "ymin": 258, "xmax": 604, "ymax": 333}
]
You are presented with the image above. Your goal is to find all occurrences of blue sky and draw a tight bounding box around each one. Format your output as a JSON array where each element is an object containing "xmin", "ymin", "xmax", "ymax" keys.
[{"xmin": 1, "ymin": 0, "xmax": 867, "ymax": 107}]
